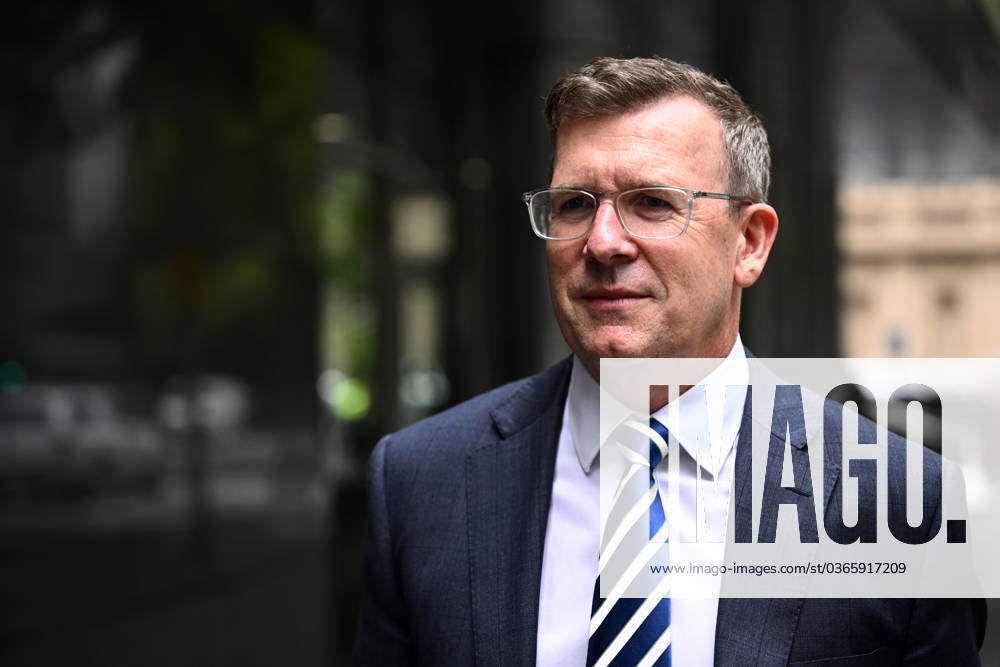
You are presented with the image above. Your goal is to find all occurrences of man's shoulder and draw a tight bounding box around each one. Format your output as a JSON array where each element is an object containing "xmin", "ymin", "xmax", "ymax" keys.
[{"xmin": 377, "ymin": 356, "xmax": 572, "ymax": 462}]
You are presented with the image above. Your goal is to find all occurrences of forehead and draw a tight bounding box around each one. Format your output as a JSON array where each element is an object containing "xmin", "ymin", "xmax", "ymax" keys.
[{"xmin": 551, "ymin": 95, "xmax": 726, "ymax": 190}]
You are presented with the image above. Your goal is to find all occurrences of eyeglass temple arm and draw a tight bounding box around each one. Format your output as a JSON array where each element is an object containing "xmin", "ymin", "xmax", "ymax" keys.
[{"xmin": 693, "ymin": 191, "xmax": 755, "ymax": 203}]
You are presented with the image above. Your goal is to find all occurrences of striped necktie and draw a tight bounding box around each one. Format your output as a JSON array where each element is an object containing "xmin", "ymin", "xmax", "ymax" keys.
[{"xmin": 586, "ymin": 417, "xmax": 672, "ymax": 667}]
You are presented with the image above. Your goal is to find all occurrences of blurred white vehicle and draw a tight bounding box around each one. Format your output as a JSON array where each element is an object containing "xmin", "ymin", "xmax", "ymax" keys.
[{"xmin": 0, "ymin": 385, "xmax": 164, "ymax": 496}]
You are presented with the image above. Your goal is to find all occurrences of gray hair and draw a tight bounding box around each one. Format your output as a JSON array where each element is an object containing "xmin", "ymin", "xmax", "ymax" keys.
[{"xmin": 545, "ymin": 56, "xmax": 771, "ymax": 205}]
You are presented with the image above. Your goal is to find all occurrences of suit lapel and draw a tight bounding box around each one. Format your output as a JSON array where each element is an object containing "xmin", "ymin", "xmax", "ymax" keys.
[
  {"xmin": 715, "ymin": 362, "xmax": 843, "ymax": 665},
  {"xmin": 715, "ymin": 385, "xmax": 790, "ymax": 665},
  {"xmin": 466, "ymin": 358, "xmax": 571, "ymax": 666}
]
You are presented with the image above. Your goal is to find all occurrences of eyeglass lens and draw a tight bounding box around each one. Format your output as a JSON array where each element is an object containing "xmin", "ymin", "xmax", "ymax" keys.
[{"xmin": 530, "ymin": 188, "xmax": 689, "ymax": 239}]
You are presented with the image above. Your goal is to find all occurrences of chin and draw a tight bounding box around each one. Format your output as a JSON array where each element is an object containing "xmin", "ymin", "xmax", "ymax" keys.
[
  {"xmin": 584, "ymin": 331, "xmax": 695, "ymax": 362},
  {"xmin": 582, "ymin": 334, "xmax": 649, "ymax": 361}
]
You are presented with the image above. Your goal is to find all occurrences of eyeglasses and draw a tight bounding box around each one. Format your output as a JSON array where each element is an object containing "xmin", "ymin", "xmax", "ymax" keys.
[{"xmin": 522, "ymin": 186, "xmax": 755, "ymax": 240}]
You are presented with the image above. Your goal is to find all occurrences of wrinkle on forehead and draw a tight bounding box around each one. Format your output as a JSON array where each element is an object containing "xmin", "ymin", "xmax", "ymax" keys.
[{"xmin": 551, "ymin": 95, "xmax": 727, "ymax": 193}]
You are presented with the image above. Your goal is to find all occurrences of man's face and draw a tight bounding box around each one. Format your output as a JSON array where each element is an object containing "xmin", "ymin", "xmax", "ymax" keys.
[{"xmin": 547, "ymin": 95, "xmax": 755, "ymax": 377}]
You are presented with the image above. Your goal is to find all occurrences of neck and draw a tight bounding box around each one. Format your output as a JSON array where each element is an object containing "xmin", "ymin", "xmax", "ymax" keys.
[{"xmin": 581, "ymin": 332, "xmax": 740, "ymax": 413}]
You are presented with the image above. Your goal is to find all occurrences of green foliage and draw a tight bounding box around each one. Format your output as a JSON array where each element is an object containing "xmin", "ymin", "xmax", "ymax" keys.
[{"xmin": 125, "ymin": 15, "xmax": 325, "ymax": 374}]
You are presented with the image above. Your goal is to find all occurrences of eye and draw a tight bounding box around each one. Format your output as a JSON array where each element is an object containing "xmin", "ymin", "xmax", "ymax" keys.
[
  {"xmin": 623, "ymin": 189, "xmax": 686, "ymax": 226},
  {"xmin": 559, "ymin": 195, "xmax": 593, "ymax": 212},
  {"xmin": 636, "ymin": 194, "xmax": 675, "ymax": 209}
]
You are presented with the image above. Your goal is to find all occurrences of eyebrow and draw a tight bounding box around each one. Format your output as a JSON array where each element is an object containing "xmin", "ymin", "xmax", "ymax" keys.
[{"xmin": 551, "ymin": 182, "xmax": 680, "ymax": 192}]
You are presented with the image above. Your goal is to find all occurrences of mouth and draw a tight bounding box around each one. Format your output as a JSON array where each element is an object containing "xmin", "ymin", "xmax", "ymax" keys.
[{"xmin": 579, "ymin": 287, "xmax": 649, "ymax": 311}]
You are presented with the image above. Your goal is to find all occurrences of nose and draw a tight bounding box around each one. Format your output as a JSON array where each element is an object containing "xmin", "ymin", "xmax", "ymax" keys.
[{"xmin": 583, "ymin": 199, "xmax": 638, "ymax": 264}]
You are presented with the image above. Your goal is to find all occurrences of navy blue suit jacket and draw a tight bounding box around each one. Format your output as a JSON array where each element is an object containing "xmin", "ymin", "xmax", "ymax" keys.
[{"xmin": 354, "ymin": 357, "xmax": 986, "ymax": 665}]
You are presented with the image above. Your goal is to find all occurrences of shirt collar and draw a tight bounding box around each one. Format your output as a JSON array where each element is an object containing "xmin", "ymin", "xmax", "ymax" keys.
[{"xmin": 568, "ymin": 335, "xmax": 747, "ymax": 476}]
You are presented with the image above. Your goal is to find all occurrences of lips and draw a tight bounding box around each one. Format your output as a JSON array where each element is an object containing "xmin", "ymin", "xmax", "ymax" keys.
[{"xmin": 580, "ymin": 286, "xmax": 648, "ymax": 311}]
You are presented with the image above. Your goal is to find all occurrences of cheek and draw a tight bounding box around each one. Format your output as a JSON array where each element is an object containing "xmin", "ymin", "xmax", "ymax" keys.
[
  {"xmin": 687, "ymin": 226, "xmax": 738, "ymax": 274},
  {"xmin": 650, "ymin": 244, "xmax": 730, "ymax": 305},
  {"xmin": 545, "ymin": 253, "xmax": 562, "ymax": 290},
  {"xmin": 546, "ymin": 251, "xmax": 575, "ymax": 314},
  {"xmin": 546, "ymin": 246, "xmax": 580, "ymax": 285}
]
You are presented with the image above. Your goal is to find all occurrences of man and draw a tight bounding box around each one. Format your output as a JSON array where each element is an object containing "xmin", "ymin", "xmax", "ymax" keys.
[{"xmin": 353, "ymin": 57, "xmax": 985, "ymax": 665}]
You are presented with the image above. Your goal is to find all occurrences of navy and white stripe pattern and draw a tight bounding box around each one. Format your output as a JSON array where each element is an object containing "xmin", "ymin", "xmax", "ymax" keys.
[{"xmin": 586, "ymin": 418, "xmax": 672, "ymax": 667}]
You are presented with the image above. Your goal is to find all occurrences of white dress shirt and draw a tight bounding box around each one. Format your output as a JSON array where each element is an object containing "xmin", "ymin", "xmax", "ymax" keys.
[{"xmin": 536, "ymin": 337, "xmax": 748, "ymax": 667}]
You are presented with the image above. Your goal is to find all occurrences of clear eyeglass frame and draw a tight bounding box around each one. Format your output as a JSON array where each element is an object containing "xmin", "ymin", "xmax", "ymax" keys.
[{"xmin": 521, "ymin": 186, "xmax": 755, "ymax": 241}]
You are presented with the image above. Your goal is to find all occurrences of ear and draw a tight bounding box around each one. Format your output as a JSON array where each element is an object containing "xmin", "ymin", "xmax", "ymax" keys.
[{"xmin": 734, "ymin": 203, "xmax": 779, "ymax": 288}]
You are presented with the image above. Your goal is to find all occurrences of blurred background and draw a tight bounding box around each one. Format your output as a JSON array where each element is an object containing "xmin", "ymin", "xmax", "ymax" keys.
[{"xmin": 2, "ymin": 0, "xmax": 999, "ymax": 664}]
